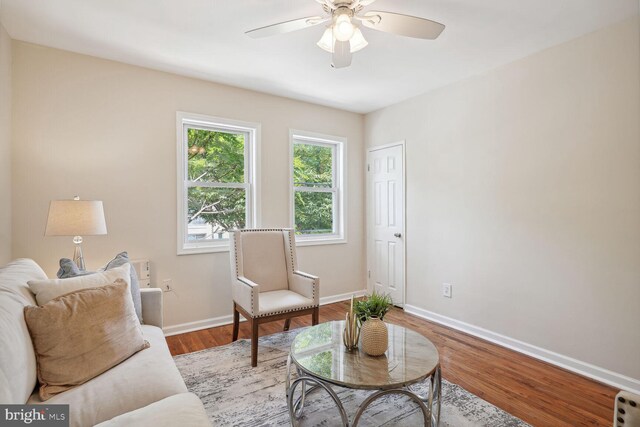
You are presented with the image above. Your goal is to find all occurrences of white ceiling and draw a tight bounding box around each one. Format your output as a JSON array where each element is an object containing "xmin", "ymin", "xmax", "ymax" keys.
[{"xmin": 1, "ymin": 0, "xmax": 637, "ymax": 113}]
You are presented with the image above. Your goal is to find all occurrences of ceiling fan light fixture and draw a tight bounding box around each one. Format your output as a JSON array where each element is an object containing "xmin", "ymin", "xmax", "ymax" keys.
[
  {"xmin": 317, "ymin": 26, "xmax": 367, "ymax": 53},
  {"xmin": 246, "ymin": 0, "xmax": 446, "ymax": 69},
  {"xmin": 317, "ymin": 27, "xmax": 334, "ymax": 52},
  {"xmin": 333, "ymin": 13, "xmax": 355, "ymax": 41},
  {"xmin": 349, "ymin": 27, "xmax": 368, "ymax": 52}
]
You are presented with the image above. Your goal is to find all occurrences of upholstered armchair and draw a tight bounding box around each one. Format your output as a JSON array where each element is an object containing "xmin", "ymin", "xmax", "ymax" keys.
[{"xmin": 229, "ymin": 228, "xmax": 319, "ymax": 366}]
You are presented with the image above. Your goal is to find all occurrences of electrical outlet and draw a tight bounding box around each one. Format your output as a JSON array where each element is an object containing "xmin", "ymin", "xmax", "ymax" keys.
[
  {"xmin": 162, "ymin": 279, "xmax": 173, "ymax": 292},
  {"xmin": 442, "ymin": 283, "xmax": 452, "ymax": 298}
]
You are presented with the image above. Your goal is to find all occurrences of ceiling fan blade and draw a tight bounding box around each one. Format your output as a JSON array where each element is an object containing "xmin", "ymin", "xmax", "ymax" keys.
[
  {"xmin": 246, "ymin": 16, "xmax": 327, "ymax": 39},
  {"xmin": 332, "ymin": 40, "xmax": 352, "ymax": 69},
  {"xmin": 361, "ymin": 11, "xmax": 445, "ymax": 39}
]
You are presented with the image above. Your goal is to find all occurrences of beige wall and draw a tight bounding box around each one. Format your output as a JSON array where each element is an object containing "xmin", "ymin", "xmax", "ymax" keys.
[
  {"xmin": 365, "ymin": 18, "xmax": 640, "ymax": 380},
  {"xmin": 11, "ymin": 42, "xmax": 366, "ymax": 328},
  {"xmin": 0, "ymin": 23, "xmax": 11, "ymax": 264}
]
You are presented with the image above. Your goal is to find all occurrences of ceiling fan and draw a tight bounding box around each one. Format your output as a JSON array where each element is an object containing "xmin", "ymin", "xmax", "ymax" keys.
[{"xmin": 245, "ymin": 0, "xmax": 445, "ymax": 69}]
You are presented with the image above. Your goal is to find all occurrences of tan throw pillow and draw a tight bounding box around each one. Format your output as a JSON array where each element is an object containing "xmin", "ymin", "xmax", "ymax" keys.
[
  {"xmin": 28, "ymin": 263, "xmax": 131, "ymax": 306},
  {"xmin": 24, "ymin": 279, "xmax": 150, "ymax": 401}
]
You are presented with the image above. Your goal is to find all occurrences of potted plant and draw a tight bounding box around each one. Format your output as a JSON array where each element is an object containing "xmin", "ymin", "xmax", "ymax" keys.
[{"xmin": 354, "ymin": 292, "xmax": 393, "ymax": 356}]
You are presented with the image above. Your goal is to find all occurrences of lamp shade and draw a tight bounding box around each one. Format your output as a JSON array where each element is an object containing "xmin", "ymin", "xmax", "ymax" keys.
[{"xmin": 45, "ymin": 200, "xmax": 107, "ymax": 236}]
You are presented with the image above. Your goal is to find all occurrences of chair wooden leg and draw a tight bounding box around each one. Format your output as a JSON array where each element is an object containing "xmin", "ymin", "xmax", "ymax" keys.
[
  {"xmin": 232, "ymin": 303, "xmax": 239, "ymax": 342},
  {"xmin": 283, "ymin": 318, "xmax": 291, "ymax": 331},
  {"xmin": 312, "ymin": 307, "xmax": 319, "ymax": 325},
  {"xmin": 251, "ymin": 319, "xmax": 259, "ymax": 367}
]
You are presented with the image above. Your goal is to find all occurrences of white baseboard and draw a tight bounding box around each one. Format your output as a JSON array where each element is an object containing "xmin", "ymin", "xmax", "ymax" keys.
[
  {"xmin": 318, "ymin": 289, "xmax": 367, "ymax": 305},
  {"xmin": 404, "ymin": 304, "xmax": 640, "ymax": 395},
  {"xmin": 163, "ymin": 289, "xmax": 367, "ymax": 337},
  {"xmin": 163, "ymin": 313, "xmax": 236, "ymax": 337}
]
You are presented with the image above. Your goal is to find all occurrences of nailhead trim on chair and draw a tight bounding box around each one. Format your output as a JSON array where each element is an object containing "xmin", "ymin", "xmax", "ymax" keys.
[
  {"xmin": 233, "ymin": 232, "xmax": 240, "ymax": 278},
  {"xmin": 286, "ymin": 230, "xmax": 296, "ymax": 274},
  {"xmin": 256, "ymin": 304, "xmax": 320, "ymax": 318}
]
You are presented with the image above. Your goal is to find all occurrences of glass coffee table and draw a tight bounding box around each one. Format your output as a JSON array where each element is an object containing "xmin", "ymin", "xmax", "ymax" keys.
[{"xmin": 286, "ymin": 321, "xmax": 441, "ymax": 426}]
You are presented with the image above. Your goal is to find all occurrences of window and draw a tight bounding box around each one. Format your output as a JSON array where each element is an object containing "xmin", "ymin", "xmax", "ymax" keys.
[
  {"xmin": 290, "ymin": 130, "xmax": 346, "ymax": 245},
  {"xmin": 177, "ymin": 112, "xmax": 259, "ymax": 254}
]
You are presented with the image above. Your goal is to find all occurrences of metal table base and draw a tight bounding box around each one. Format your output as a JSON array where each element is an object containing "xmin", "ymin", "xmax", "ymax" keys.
[{"xmin": 286, "ymin": 354, "xmax": 442, "ymax": 427}]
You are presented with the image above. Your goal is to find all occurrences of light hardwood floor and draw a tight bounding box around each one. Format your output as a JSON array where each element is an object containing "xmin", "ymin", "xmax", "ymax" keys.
[{"xmin": 166, "ymin": 300, "xmax": 617, "ymax": 427}]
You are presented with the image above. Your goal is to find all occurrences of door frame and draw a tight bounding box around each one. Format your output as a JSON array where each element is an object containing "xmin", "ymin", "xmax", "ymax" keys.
[{"xmin": 366, "ymin": 140, "xmax": 407, "ymax": 307}]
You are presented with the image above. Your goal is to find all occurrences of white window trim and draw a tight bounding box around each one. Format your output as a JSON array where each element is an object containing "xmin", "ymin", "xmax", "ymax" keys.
[
  {"xmin": 177, "ymin": 112, "xmax": 261, "ymax": 255},
  {"xmin": 289, "ymin": 129, "xmax": 347, "ymax": 246}
]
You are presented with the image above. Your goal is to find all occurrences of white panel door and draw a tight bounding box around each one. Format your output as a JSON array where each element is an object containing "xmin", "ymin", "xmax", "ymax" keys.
[{"xmin": 367, "ymin": 144, "xmax": 404, "ymax": 306}]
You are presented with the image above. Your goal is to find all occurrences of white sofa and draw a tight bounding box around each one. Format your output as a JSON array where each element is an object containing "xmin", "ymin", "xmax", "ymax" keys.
[{"xmin": 0, "ymin": 259, "xmax": 211, "ymax": 427}]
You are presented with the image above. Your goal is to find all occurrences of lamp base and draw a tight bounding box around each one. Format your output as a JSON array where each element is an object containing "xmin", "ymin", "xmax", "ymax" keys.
[{"xmin": 73, "ymin": 238, "xmax": 86, "ymax": 271}]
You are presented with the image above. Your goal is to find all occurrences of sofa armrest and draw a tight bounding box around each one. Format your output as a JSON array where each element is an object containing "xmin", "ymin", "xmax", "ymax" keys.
[
  {"xmin": 140, "ymin": 288, "xmax": 163, "ymax": 328},
  {"xmin": 291, "ymin": 271, "xmax": 319, "ymax": 305},
  {"xmin": 233, "ymin": 277, "xmax": 259, "ymax": 317}
]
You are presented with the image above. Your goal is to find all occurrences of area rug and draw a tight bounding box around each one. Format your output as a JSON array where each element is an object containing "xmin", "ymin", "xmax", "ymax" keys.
[{"xmin": 174, "ymin": 329, "xmax": 529, "ymax": 426}]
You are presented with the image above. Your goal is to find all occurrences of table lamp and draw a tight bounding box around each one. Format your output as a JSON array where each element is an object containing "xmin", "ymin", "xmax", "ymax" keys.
[{"xmin": 45, "ymin": 196, "xmax": 107, "ymax": 271}]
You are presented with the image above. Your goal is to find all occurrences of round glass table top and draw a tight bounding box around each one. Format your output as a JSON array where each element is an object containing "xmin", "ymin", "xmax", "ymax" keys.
[{"xmin": 290, "ymin": 320, "xmax": 439, "ymax": 390}]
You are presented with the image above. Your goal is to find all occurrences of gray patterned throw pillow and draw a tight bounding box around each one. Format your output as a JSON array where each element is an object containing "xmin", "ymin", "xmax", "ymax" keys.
[
  {"xmin": 56, "ymin": 252, "xmax": 143, "ymax": 323},
  {"xmin": 57, "ymin": 258, "xmax": 92, "ymax": 279},
  {"xmin": 104, "ymin": 252, "xmax": 143, "ymax": 323}
]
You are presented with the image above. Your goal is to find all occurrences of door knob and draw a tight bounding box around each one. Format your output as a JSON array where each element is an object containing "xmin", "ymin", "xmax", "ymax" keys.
[{"xmin": 394, "ymin": 233, "xmax": 402, "ymax": 238}]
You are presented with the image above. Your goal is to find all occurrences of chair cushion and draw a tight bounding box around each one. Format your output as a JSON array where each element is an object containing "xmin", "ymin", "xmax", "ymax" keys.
[
  {"xmin": 258, "ymin": 290, "xmax": 315, "ymax": 317},
  {"xmin": 0, "ymin": 259, "xmax": 46, "ymax": 404},
  {"xmin": 28, "ymin": 325, "xmax": 188, "ymax": 427},
  {"xmin": 95, "ymin": 393, "xmax": 211, "ymax": 427},
  {"xmin": 241, "ymin": 231, "xmax": 289, "ymax": 292}
]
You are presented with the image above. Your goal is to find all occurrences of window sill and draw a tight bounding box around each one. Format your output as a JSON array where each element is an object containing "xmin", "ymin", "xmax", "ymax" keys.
[
  {"xmin": 296, "ymin": 237, "xmax": 347, "ymax": 247},
  {"xmin": 178, "ymin": 244, "xmax": 229, "ymax": 255}
]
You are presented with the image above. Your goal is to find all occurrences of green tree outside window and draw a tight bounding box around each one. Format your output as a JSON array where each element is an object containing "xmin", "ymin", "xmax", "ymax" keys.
[
  {"xmin": 293, "ymin": 143, "xmax": 335, "ymax": 235},
  {"xmin": 185, "ymin": 130, "xmax": 338, "ymax": 239},
  {"xmin": 187, "ymin": 128, "xmax": 247, "ymax": 240}
]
